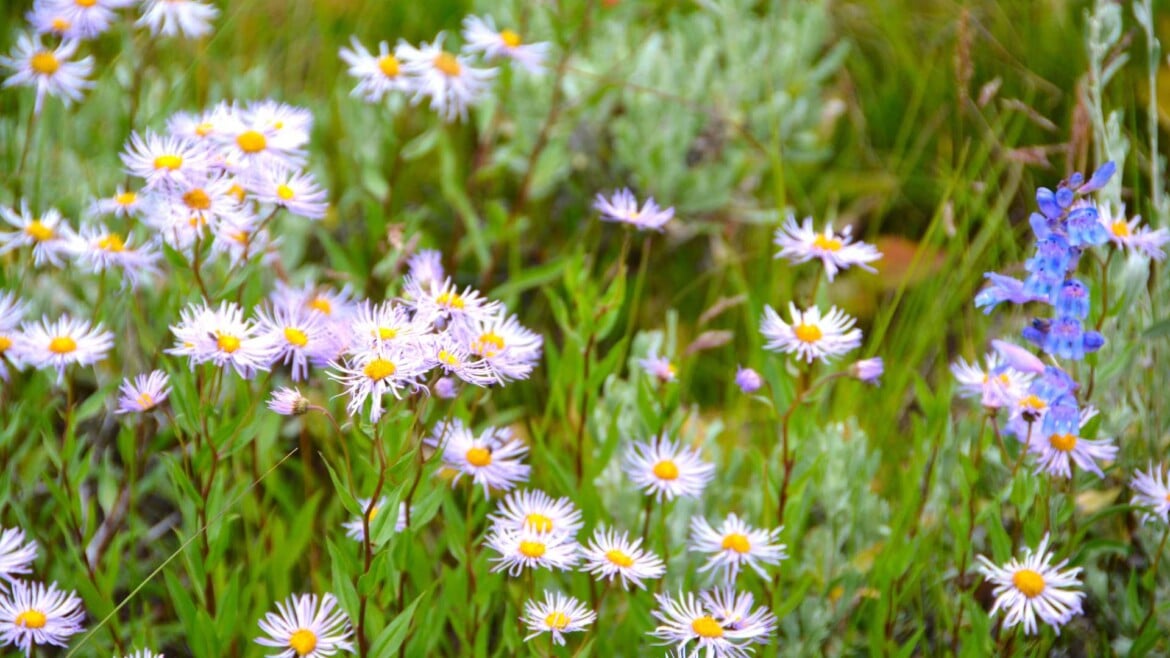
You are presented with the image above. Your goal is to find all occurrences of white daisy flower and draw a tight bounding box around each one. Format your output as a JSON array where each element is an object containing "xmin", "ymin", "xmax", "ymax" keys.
[
  {"xmin": 462, "ymin": 15, "xmax": 551, "ymax": 74},
  {"xmin": 699, "ymin": 587, "xmax": 778, "ymax": 646},
  {"xmin": 327, "ymin": 345, "xmax": 429, "ymax": 423},
  {"xmin": 247, "ymin": 100, "xmax": 313, "ymax": 139},
  {"xmin": 272, "ymin": 281, "xmax": 357, "ymax": 324},
  {"xmin": 581, "ymin": 527, "xmax": 666, "ymax": 590},
  {"xmin": 214, "ymin": 103, "xmax": 308, "ymax": 172},
  {"xmin": 486, "ymin": 526, "xmax": 578, "ymax": 576},
  {"xmin": 256, "ymin": 304, "xmax": 336, "ymax": 382},
  {"xmin": 255, "ymin": 592, "xmax": 355, "ymax": 658},
  {"xmin": 522, "ymin": 591, "xmax": 596, "ymax": 646},
  {"xmin": 639, "ymin": 351, "xmax": 676, "ymax": 383},
  {"xmin": 0, "ymin": 203, "xmax": 76, "ymax": 267},
  {"xmin": 424, "ymin": 419, "xmax": 531, "ymax": 495},
  {"xmin": 428, "ymin": 334, "xmax": 498, "ymax": 387},
  {"xmin": 0, "ymin": 580, "xmax": 85, "ymax": 653},
  {"xmin": 16, "ymin": 314, "xmax": 113, "ymax": 384},
  {"xmin": 1097, "ymin": 201, "xmax": 1169, "ymax": 261},
  {"xmin": 342, "ymin": 498, "xmax": 407, "ymax": 542},
  {"xmin": 268, "ymin": 387, "xmax": 310, "ymax": 416},
  {"xmin": 1027, "ymin": 406, "xmax": 1116, "ymax": 479},
  {"xmin": 1130, "ymin": 462, "xmax": 1170, "ymax": 525},
  {"xmin": 137, "ymin": 0, "xmax": 218, "ymax": 38},
  {"xmin": 338, "ymin": 37, "xmax": 412, "ymax": 103},
  {"xmin": 120, "ymin": 131, "xmax": 211, "ymax": 190},
  {"xmin": 403, "ymin": 276, "xmax": 501, "ymax": 326},
  {"xmin": 397, "ymin": 34, "xmax": 496, "ymax": 122},
  {"xmin": 689, "ymin": 514, "xmax": 787, "ymax": 583},
  {"xmin": 347, "ymin": 301, "xmax": 427, "ymax": 352},
  {"xmin": 115, "ymin": 370, "xmax": 171, "ymax": 415},
  {"xmin": 975, "ymin": 534, "xmax": 1084, "ymax": 636},
  {"xmin": 26, "ymin": 3, "xmax": 86, "ymax": 41},
  {"xmin": 450, "ymin": 311, "xmax": 542, "ymax": 383},
  {"xmin": 760, "ymin": 303, "xmax": 862, "ymax": 364},
  {"xmin": 247, "ymin": 165, "xmax": 328, "ymax": 220},
  {"xmin": 39, "ymin": 0, "xmax": 135, "ymax": 40},
  {"xmin": 0, "ymin": 33, "xmax": 93, "ymax": 114},
  {"xmin": 89, "ymin": 186, "xmax": 143, "ymax": 218},
  {"xmin": 68, "ymin": 224, "xmax": 160, "ymax": 287},
  {"xmin": 406, "ymin": 250, "xmax": 445, "ymax": 289},
  {"xmin": 149, "ymin": 173, "xmax": 246, "ymax": 241},
  {"xmin": 593, "ymin": 188, "xmax": 674, "ymax": 231},
  {"xmin": 166, "ymin": 301, "xmax": 276, "ymax": 380},
  {"xmin": 166, "ymin": 104, "xmax": 231, "ymax": 143},
  {"xmin": 0, "ymin": 527, "xmax": 37, "ymax": 581},
  {"xmin": 0, "ymin": 293, "xmax": 27, "ymax": 382},
  {"xmin": 210, "ymin": 209, "xmax": 279, "ymax": 265},
  {"xmin": 489, "ymin": 489, "xmax": 583, "ymax": 536},
  {"xmin": 772, "ymin": 215, "xmax": 882, "ymax": 281},
  {"xmin": 624, "ymin": 436, "xmax": 715, "ymax": 502},
  {"xmin": 649, "ymin": 589, "xmax": 770, "ymax": 658}
]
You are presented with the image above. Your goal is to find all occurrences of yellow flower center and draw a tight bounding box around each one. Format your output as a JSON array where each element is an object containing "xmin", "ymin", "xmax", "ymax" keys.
[
  {"xmin": 1111, "ymin": 220, "xmax": 1130, "ymax": 237},
  {"xmin": 230, "ymin": 230, "xmax": 250, "ymax": 245},
  {"xmin": 518, "ymin": 540, "xmax": 546, "ymax": 558},
  {"xmin": 276, "ymin": 184, "xmax": 295, "ymax": 201},
  {"xmin": 76, "ymin": 0, "xmax": 98, "ymax": 6},
  {"xmin": 30, "ymin": 51, "xmax": 60, "ymax": 75},
  {"xmin": 544, "ymin": 611, "xmax": 569, "ymax": 630},
  {"xmin": 721, "ymin": 533, "xmax": 751, "ymax": 554},
  {"xmin": 115, "ymin": 191, "xmax": 137, "ymax": 206},
  {"xmin": 194, "ymin": 121, "xmax": 214, "ymax": 137},
  {"xmin": 813, "ymin": 234, "xmax": 843, "ymax": 251},
  {"xmin": 25, "ymin": 220, "xmax": 53, "ymax": 242},
  {"xmin": 525, "ymin": 513, "xmax": 553, "ymax": 533},
  {"xmin": 465, "ymin": 446, "xmax": 492, "ymax": 467},
  {"xmin": 474, "ymin": 331, "xmax": 505, "ymax": 357},
  {"xmin": 217, "ymin": 333, "xmax": 241, "ymax": 353},
  {"xmin": 0, "ymin": 335, "xmax": 11, "ymax": 352},
  {"xmin": 137, "ymin": 392, "xmax": 155, "ymax": 409},
  {"xmin": 14, "ymin": 610, "xmax": 46, "ymax": 629},
  {"xmin": 794, "ymin": 323, "xmax": 823, "ymax": 343},
  {"xmin": 363, "ymin": 357, "xmax": 396, "ymax": 381},
  {"xmin": 691, "ymin": 615, "xmax": 724, "ymax": 638},
  {"xmin": 605, "ymin": 549, "xmax": 634, "ymax": 568},
  {"xmin": 284, "ymin": 327, "xmax": 309, "ymax": 347},
  {"xmin": 51, "ymin": 18, "xmax": 71, "ymax": 32},
  {"xmin": 153, "ymin": 154, "xmax": 182, "ymax": 171},
  {"xmin": 288, "ymin": 628, "xmax": 318, "ymax": 656},
  {"xmin": 98, "ymin": 234, "xmax": 125, "ymax": 252},
  {"xmin": 183, "ymin": 188, "xmax": 212, "ymax": 210},
  {"xmin": 1012, "ymin": 569, "xmax": 1046, "ymax": 598},
  {"xmin": 436, "ymin": 292, "xmax": 465, "ymax": 310},
  {"xmin": 500, "ymin": 29, "xmax": 522, "ymax": 48},
  {"xmin": 375, "ymin": 327, "xmax": 397, "ymax": 340},
  {"xmin": 1020, "ymin": 395, "xmax": 1047, "ymax": 411},
  {"xmin": 652, "ymin": 459, "xmax": 679, "ymax": 481},
  {"xmin": 438, "ymin": 350, "xmax": 459, "ymax": 366},
  {"xmin": 1048, "ymin": 433, "xmax": 1077, "ymax": 452},
  {"xmin": 236, "ymin": 130, "xmax": 267, "ymax": 154},
  {"xmin": 228, "ymin": 183, "xmax": 246, "ymax": 202},
  {"xmin": 48, "ymin": 336, "xmax": 77, "ymax": 354},
  {"xmin": 433, "ymin": 52, "xmax": 461, "ymax": 76},
  {"xmin": 308, "ymin": 297, "xmax": 332, "ymax": 315},
  {"xmin": 378, "ymin": 55, "xmax": 400, "ymax": 78}
]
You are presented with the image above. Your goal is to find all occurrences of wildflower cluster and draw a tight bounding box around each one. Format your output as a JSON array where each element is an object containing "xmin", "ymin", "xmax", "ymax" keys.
[{"xmin": 0, "ymin": 527, "xmax": 86, "ymax": 654}]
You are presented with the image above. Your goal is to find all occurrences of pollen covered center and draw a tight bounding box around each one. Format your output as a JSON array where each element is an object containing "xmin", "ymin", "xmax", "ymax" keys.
[
  {"xmin": 691, "ymin": 615, "xmax": 724, "ymax": 638},
  {"xmin": 288, "ymin": 628, "xmax": 318, "ymax": 656},
  {"xmin": 794, "ymin": 323, "xmax": 823, "ymax": 343},
  {"xmin": 378, "ymin": 55, "xmax": 400, "ymax": 78},
  {"xmin": 500, "ymin": 29, "xmax": 522, "ymax": 48},
  {"xmin": 115, "ymin": 191, "xmax": 137, "ymax": 206},
  {"xmin": 236, "ymin": 130, "xmax": 267, "ymax": 153},
  {"xmin": 518, "ymin": 540, "xmax": 546, "ymax": 558},
  {"xmin": 721, "ymin": 533, "xmax": 751, "ymax": 554},
  {"xmin": 30, "ymin": 51, "xmax": 60, "ymax": 75},
  {"xmin": 1048, "ymin": 433, "xmax": 1077, "ymax": 453},
  {"xmin": 1019, "ymin": 395, "xmax": 1047, "ymax": 411},
  {"xmin": 1110, "ymin": 220, "xmax": 1130, "ymax": 237},
  {"xmin": 1012, "ymin": 569, "xmax": 1046, "ymax": 598},
  {"xmin": 25, "ymin": 220, "xmax": 54, "ymax": 242},
  {"xmin": 284, "ymin": 327, "xmax": 309, "ymax": 347},
  {"xmin": 375, "ymin": 327, "xmax": 397, "ymax": 340},
  {"xmin": 308, "ymin": 297, "xmax": 332, "ymax": 315},
  {"xmin": 652, "ymin": 459, "xmax": 680, "ymax": 481},
  {"xmin": 605, "ymin": 549, "xmax": 634, "ymax": 568},
  {"xmin": 51, "ymin": 18, "xmax": 70, "ymax": 32},
  {"xmin": 363, "ymin": 357, "xmax": 396, "ymax": 381},
  {"xmin": 813, "ymin": 234, "xmax": 843, "ymax": 251},
  {"xmin": 544, "ymin": 611, "xmax": 569, "ymax": 630},
  {"xmin": 474, "ymin": 331, "xmax": 505, "ymax": 357},
  {"xmin": 137, "ymin": 392, "xmax": 155, "ymax": 409},
  {"xmin": 525, "ymin": 513, "xmax": 553, "ymax": 533},
  {"xmin": 194, "ymin": 122, "xmax": 214, "ymax": 137},
  {"xmin": 76, "ymin": 0, "xmax": 98, "ymax": 7},
  {"xmin": 465, "ymin": 446, "xmax": 492, "ymax": 467},
  {"xmin": 48, "ymin": 336, "xmax": 77, "ymax": 354},
  {"xmin": 154, "ymin": 154, "xmax": 183, "ymax": 171},
  {"xmin": 276, "ymin": 184, "xmax": 296, "ymax": 201},
  {"xmin": 0, "ymin": 335, "xmax": 12, "ymax": 352},
  {"xmin": 14, "ymin": 609, "xmax": 46, "ymax": 629},
  {"xmin": 433, "ymin": 52, "xmax": 461, "ymax": 76},
  {"xmin": 98, "ymin": 234, "xmax": 125, "ymax": 252},
  {"xmin": 436, "ymin": 291, "xmax": 465, "ymax": 310},
  {"xmin": 216, "ymin": 333, "xmax": 241, "ymax": 354}
]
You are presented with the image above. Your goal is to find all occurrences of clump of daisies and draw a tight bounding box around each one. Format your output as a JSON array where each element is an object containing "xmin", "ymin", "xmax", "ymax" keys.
[
  {"xmin": 339, "ymin": 13, "xmax": 549, "ymax": 122},
  {"xmin": 0, "ymin": 529, "xmax": 87, "ymax": 655}
]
